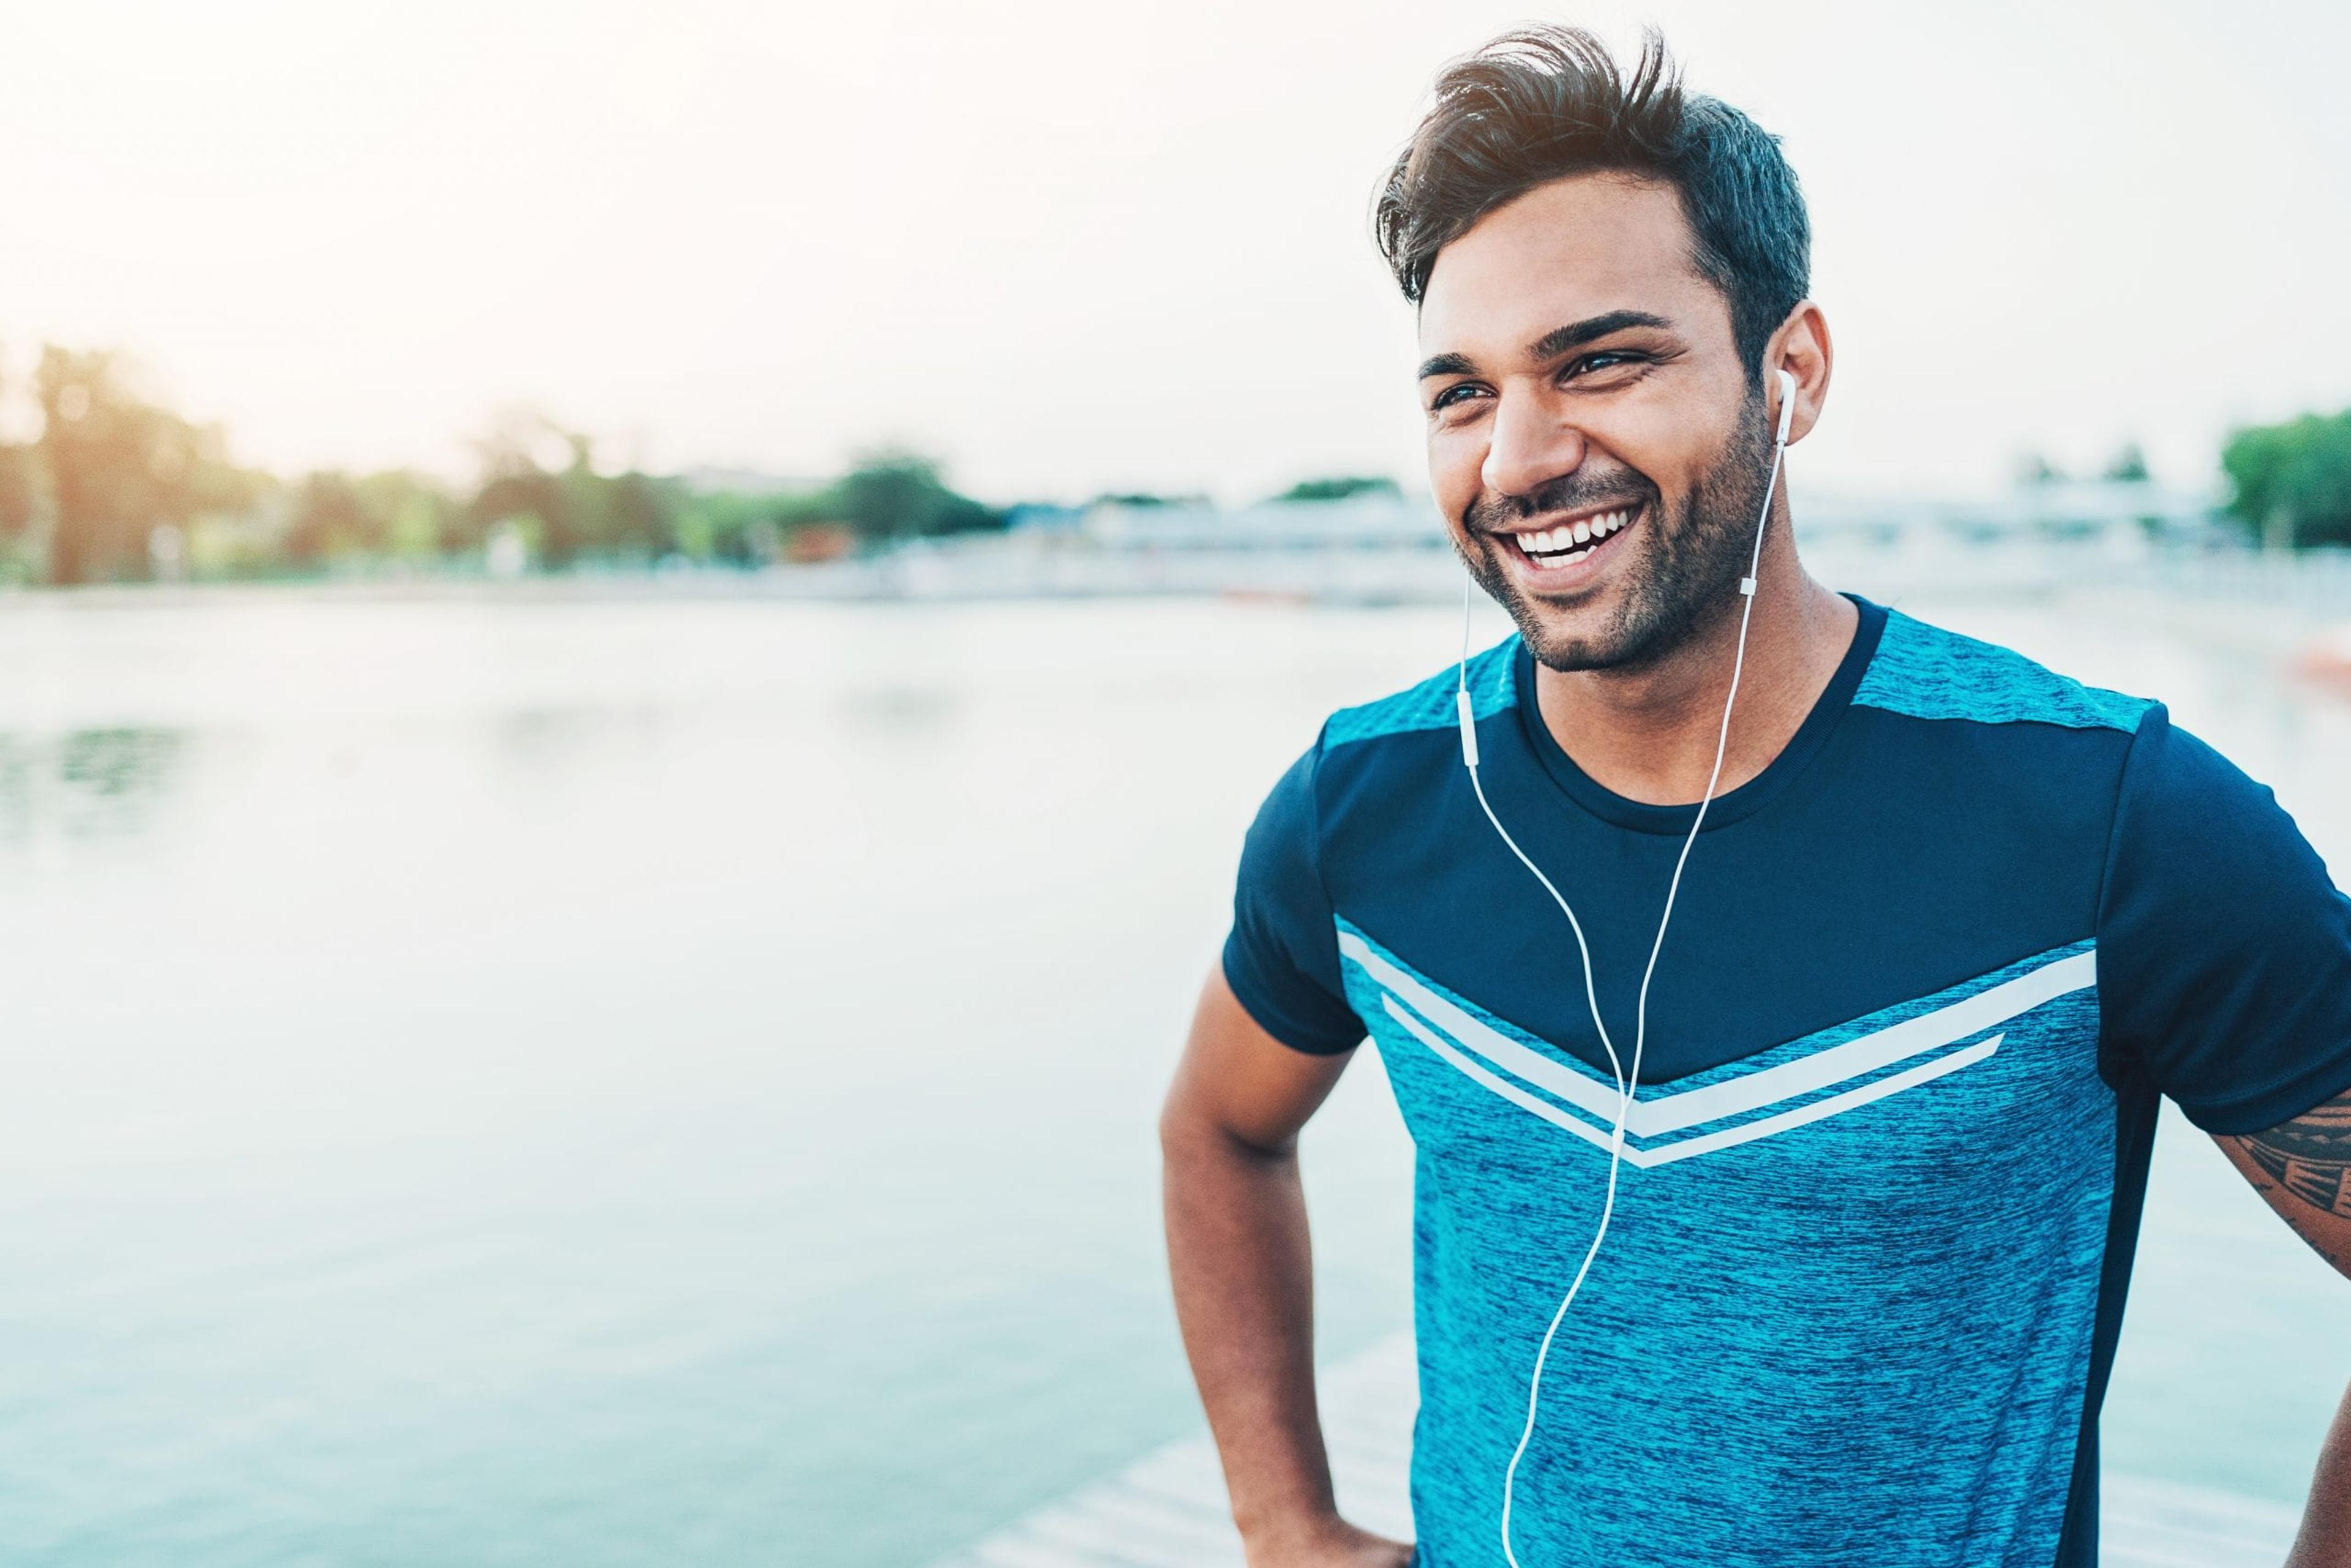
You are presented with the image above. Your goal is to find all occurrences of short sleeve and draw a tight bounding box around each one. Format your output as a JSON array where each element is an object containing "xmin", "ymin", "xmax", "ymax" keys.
[
  {"xmin": 2098, "ymin": 705, "xmax": 2351, "ymax": 1133},
  {"xmin": 1221, "ymin": 738, "xmax": 1366, "ymax": 1055}
]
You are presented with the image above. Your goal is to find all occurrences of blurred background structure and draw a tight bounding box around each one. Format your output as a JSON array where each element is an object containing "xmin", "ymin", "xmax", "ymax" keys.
[{"xmin": 2, "ymin": 1, "xmax": 2351, "ymax": 1564}]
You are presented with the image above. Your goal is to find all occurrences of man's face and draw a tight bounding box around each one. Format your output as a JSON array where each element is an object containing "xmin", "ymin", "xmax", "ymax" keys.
[{"xmin": 1418, "ymin": 174, "xmax": 1771, "ymax": 672}]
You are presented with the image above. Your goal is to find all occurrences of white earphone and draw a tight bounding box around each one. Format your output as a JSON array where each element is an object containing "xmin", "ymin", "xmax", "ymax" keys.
[{"xmin": 1458, "ymin": 366, "xmax": 1796, "ymax": 1568}]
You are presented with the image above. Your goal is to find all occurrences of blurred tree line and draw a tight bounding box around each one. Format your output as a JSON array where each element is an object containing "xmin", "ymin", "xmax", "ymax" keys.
[
  {"xmin": 1275, "ymin": 476, "xmax": 1401, "ymax": 503},
  {"xmin": 0, "ymin": 345, "xmax": 1003, "ymax": 585},
  {"xmin": 18, "ymin": 338, "xmax": 2347, "ymax": 574},
  {"xmin": 2224, "ymin": 408, "xmax": 2351, "ymax": 550}
]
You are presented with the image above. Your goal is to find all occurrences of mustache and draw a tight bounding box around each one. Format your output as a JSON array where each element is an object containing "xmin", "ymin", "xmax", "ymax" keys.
[{"xmin": 1463, "ymin": 470, "xmax": 1658, "ymax": 533}]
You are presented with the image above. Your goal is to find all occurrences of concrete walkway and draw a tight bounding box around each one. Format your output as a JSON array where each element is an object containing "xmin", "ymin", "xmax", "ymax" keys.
[{"xmin": 931, "ymin": 1334, "xmax": 2301, "ymax": 1568}]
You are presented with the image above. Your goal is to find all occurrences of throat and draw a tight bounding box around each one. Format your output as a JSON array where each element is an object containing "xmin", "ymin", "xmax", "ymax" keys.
[{"xmin": 1528, "ymin": 581, "xmax": 1861, "ymax": 806}]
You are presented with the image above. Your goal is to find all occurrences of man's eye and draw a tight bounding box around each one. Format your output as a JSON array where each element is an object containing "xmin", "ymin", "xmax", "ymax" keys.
[
  {"xmin": 1565, "ymin": 351, "xmax": 1643, "ymax": 381},
  {"xmin": 1431, "ymin": 384, "xmax": 1485, "ymax": 412}
]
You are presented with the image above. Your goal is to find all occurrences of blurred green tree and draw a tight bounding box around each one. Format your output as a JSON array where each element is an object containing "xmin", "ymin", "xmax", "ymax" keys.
[
  {"xmin": 670, "ymin": 487, "xmax": 838, "ymax": 563},
  {"xmin": 286, "ymin": 469, "xmax": 462, "ymax": 567},
  {"xmin": 34, "ymin": 347, "xmax": 258, "ymax": 583},
  {"xmin": 597, "ymin": 470, "xmax": 677, "ymax": 560},
  {"xmin": 1089, "ymin": 490, "xmax": 1206, "ymax": 509},
  {"xmin": 2015, "ymin": 451, "xmax": 2065, "ymax": 487},
  {"xmin": 2222, "ymin": 410, "xmax": 2351, "ymax": 550},
  {"xmin": 285, "ymin": 471, "xmax": 373, "ymax": 564},
  {"xmin": 1275, "ymin": 476, "xmax": 1401, "ymax": 503},
  {"xmin": 2102, "ymin": 443, "xmax": 2151, "ymax": 483},
  {"xmin": 831, "ymin": 449, "xmax": 997, "ymax": 544},
  {"xmin": 0, "ymin": 353, "xmax": 38, "ymax": 556},
  {"xmin": 0, "ymin": 437, "xmax": 37, "ymax": 545},
  {"xmin": 467, "ymin": 415, "xmax": 681, "ymax": 566}
]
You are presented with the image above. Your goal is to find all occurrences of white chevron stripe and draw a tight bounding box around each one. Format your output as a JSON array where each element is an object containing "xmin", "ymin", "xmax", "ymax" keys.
[
  {"xmin": 1635, "ymin": 958, "xmax": 2081, "ymax": 1134},
  {"xmin": 1340, "ymin": 930, "xmax": 2092, "ymax": 1136},
  {"xmin": 1382, "ymin": 996, "xmax": 1624, "ymax": 1156},
  {"xmin": 1382, "ymin": 992, "xmax": 2004, "ymax": 1165},
  {"xmin": 1346, "ymin": 939, "xmax": 1622, "ymax": 1126},
  {"xmin": 1637, "ymin": 1035, "xmax": 2001, "ymax": 1165}
]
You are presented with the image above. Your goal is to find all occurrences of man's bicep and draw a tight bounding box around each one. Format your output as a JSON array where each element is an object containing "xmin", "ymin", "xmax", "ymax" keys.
[
  {"xmin": 1164, "ymin": 964, "xmax": 1359, "ymax": 1155},
  {"xmin": 2216, "ymin": 1086, "xmax": 2351, "ymax": 1279}
]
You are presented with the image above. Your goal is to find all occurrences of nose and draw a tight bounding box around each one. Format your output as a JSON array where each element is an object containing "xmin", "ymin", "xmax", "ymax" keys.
[{"xmin": 1479, "ymin": 387, "xmax": 1588, "ymax": 503}]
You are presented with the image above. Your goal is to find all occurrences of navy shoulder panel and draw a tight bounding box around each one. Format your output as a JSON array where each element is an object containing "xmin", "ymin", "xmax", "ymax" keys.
[
  {"xmin": 1854, "ymin": 610, "xmax": 2151, "ymax": 731},
  {"xmin": 1324, "ymin": 636, "xmax": 1517, "ymax": 751}
]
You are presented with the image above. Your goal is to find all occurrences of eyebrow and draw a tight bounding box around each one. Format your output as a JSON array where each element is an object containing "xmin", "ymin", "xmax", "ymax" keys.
[{"xmin": 1417, "ymin": 309, "xmax": 1676, "ymax": 380}]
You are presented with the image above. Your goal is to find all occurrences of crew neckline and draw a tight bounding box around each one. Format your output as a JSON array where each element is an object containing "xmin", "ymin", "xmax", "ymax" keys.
[{"xmin": 1510, "ymin": 593, "xmax": 1888, "ymax": 836}]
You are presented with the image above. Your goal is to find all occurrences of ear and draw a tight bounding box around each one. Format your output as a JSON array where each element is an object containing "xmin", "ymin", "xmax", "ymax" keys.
[{"xmin": 1764, "ymin": 303, "xmax": 1833, "ymax": 446}]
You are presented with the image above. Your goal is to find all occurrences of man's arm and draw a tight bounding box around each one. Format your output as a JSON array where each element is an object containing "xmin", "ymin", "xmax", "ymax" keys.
[
  {"xmin": 2214, "ymin": 1087, "xmax": 2351, "ymax": 1567},
  {"xmin": 1160, "ymin": 966, "xmax": 1411, "ymax": 1568}
]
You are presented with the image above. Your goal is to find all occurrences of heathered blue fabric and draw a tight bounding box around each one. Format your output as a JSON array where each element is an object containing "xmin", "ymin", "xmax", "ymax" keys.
[
  {"xmin": 1854, "ymin": 609, "xmax": 2151, "ymax": 730},
  {"xmin": 1221, "ymin": 596, "xmax": 2351, "ymax": 1564},
  {"xmin": 1324, "ymin": 637, "xmax": 1516, "ymax": 749},
  {"xmin": 1343, "ymin": 928, "xmax": 2112, "ymax": 1568}
]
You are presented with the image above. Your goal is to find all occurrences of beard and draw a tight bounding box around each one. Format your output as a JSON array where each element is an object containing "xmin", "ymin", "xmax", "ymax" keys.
[{"xmin": 1459, "ymin": 391, "xmax": 1774, "ymax": 673}]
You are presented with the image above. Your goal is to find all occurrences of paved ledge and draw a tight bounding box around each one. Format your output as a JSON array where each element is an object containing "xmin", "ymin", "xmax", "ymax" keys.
[{"xmin": 931, "ymin": 1334, "xmax": 2300, "ymax": 1568}]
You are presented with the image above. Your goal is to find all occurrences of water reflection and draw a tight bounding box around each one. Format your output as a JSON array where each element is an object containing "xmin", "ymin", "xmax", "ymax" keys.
[
  {"xmin": 0, "ymin": 595, "xmax": 2338, "ymax": 1566},
  {"xmin": 836, "ymin": 685, "xmax": 959, "ymax": 735},
  {"xmin": 0, "ymin": 726, "xmax": 186, "ymax": 845}
]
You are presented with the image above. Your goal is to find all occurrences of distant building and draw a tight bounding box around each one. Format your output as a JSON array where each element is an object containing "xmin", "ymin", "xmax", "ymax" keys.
[
  {"xmin": 1003, "ymin": 478, "xmax": 2218, "ymax": 558},
  {"xmin": 1000, "ymin": 503, "xmax": 1088, "ymax": 535},
  {"xmin": 677, "ymin": 467, "xmax": 828, "ymax": 497},
  {"xmin": 1794, "ymin": 478, "xmax": 2222, "ymax": 549},
  {"xmin": 1070, "ymin": 493, "xmax": 1450, "ymax": 551}
]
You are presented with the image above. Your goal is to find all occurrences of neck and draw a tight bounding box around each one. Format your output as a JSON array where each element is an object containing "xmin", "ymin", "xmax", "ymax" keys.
[{"xmin": 1530, "ymin": 526, "xmax": 1857, "ymax": 807}]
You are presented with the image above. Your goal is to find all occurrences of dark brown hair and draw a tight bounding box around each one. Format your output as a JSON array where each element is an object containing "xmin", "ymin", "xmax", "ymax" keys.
[{"xmin": 1373, "ymin": 26, "xmax": 1810, "ymax": 378}]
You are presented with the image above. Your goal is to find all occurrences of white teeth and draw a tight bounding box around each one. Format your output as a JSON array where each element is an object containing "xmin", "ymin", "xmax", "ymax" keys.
[{"xmin": 1514, "ymin": 505, "xmax": 1638, "ymax": 564}]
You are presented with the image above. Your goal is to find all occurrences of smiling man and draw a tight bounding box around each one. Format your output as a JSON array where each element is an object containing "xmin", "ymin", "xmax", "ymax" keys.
[{"xmin": 1159, "ymin": 25, "xmax": 2351, "ymax": 1568}]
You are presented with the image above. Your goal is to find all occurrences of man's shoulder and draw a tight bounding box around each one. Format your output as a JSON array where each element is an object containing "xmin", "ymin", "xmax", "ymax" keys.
[
  {"xmin": 1854, "ymin": 607, "xmax": 2153, "ymax": 733},
  {"xmin": 1321, "ymin": 636, "xmax": 1518, "ymax": 754}
]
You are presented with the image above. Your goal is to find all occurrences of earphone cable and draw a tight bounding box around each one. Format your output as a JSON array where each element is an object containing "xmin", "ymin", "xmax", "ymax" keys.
[{"xmin": 1466, "ymin": 413, "xmax": 1791, "ymax": 1568}]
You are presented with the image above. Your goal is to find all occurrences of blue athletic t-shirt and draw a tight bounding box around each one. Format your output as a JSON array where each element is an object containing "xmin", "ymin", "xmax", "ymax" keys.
[{"xmin": 1223, "ymin": 596, "xmax": 2351, "ymax": 1568}]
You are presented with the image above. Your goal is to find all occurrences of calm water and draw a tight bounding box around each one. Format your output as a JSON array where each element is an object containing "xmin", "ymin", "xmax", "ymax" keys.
[{"xmin": 0, "ymin": 587, "xmax": 2344, "ymax": 1566}]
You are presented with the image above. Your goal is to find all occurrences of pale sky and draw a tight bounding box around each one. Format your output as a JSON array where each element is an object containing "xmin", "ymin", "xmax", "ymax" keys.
[{"xmin": 3, "ymin": 0, "xmax": 2347, "ymax": 503}]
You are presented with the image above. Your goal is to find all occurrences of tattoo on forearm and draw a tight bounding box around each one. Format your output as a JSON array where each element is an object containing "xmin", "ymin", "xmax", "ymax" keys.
[{"xmin": 2233, "ymin": 1098, "xmax": 2351, "ymax": 1219}]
